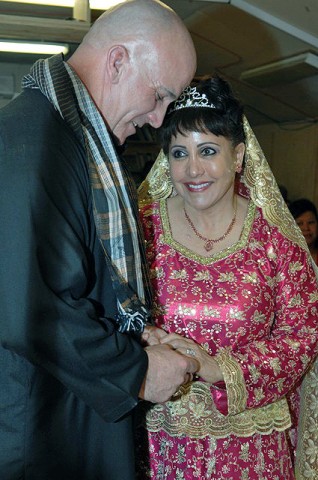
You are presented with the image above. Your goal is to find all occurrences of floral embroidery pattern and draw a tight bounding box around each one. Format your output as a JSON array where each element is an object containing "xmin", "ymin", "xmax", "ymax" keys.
[{"xmin": 136, "ymin": 200, "xmax": 318, "ymax": 479}]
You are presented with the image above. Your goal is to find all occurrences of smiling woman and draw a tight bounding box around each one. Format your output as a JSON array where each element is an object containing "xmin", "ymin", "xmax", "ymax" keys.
[{"xmin": 137, "ymin": 75, "xmax": 318, "ymax": 479}]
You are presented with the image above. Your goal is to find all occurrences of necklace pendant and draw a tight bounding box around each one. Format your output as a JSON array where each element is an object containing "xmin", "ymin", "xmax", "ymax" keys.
[{"xmin": 204, "ymin": 240, "xmax": 214, "ymax": 252}]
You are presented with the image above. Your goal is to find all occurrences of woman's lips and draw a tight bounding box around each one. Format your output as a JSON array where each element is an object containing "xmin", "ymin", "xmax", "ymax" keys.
[{"xmin": 185, "ymin": 182, "xmax": 211, "ymax": 192}]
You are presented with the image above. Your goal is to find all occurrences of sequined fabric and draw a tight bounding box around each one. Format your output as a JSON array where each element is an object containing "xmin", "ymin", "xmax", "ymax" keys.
[{"xmin": 136, "ymin": 199, "xmax": 318, "ymax": 480}]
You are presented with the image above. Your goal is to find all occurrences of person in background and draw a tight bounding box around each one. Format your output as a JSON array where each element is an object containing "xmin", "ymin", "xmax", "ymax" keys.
[
  {"xmin": 289, "ymin": 198, "xmax": 318, "ymax": 265},
  {"xmin": 279, "ymin": 184, "xmax": 290, "ymax": 206},
  {"xmin": 137, "ymin": 75, "xmax": 318, "ymax": 479},
  {"xmin": 0, "ymin": 1, "xmax": 198, "ymax": 479}
]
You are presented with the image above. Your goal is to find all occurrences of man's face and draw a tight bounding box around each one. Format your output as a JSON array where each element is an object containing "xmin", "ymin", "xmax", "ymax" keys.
[{"xmin": 108, "ymin": 37, "xmax": 196, "ymax": 144}]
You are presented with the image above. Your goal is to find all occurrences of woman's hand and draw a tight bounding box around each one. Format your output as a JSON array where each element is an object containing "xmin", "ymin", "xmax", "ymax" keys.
[{"xmin": 160, "ymin": 332, "xmax": 224, "ymax": 384}]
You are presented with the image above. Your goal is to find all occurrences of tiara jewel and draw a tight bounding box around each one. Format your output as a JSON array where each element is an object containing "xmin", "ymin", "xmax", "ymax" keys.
[{"xmin": 169, "ymin": 85, "xmax": 215, "ymax": 114}]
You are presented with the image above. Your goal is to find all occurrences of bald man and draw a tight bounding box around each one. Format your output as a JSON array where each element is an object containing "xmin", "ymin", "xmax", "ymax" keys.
[{"xmin": 0, "ymin": 1, "xmax": 197, "ymax": 479}]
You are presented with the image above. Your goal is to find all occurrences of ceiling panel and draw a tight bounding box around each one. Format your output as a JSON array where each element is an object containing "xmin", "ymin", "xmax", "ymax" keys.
[
  {"xmin": 240, "ymin": 0, "xmax": 318, "ymax": 37},
  {"xmin": 165, "ymin": 0, "xmax": 318, "ymax": 126}
]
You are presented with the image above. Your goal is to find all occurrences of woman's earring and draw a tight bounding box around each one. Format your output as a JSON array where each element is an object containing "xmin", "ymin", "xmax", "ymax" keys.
[{"xmin": 236, "ymin": 164, "xmax": 242, "ymax": 173}]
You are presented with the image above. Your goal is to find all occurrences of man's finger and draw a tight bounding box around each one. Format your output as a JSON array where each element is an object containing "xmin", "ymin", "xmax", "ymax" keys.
[{"xmin": 186, "ymin": 357, "xmax": 199, "ymax": 374}]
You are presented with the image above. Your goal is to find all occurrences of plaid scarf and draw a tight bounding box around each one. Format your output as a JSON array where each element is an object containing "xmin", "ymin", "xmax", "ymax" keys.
[{"xmin": 23, "ymin": 54, "xmax": 151, "ymax": 333}]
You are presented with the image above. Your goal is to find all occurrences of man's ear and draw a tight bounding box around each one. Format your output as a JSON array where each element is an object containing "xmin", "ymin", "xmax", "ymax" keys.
[{"xmin": 107, "ymin": 45, "xmax": 129, "ymax": 83}]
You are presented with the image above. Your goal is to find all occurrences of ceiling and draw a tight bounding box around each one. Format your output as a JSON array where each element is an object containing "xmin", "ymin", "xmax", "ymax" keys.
[
  {"xmin": 166, "ymin": 0, "xmax": 318, "ymax": 127},
  {"xmin": 0, "ymin": 0, "xmax": 318, "ymax": 127}
]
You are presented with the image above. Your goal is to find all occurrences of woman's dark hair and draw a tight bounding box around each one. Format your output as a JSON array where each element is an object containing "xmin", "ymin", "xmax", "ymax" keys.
[
  {"xmin": 289, "ymin": 198, "xmax": 318, "ymax": 221},
  {"xmin": 160, "ymin": 74, "xmax": 245, "ymax": 154}
]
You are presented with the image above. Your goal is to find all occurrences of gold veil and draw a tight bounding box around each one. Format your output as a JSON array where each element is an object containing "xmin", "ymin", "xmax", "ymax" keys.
[{"xmin": 138, "ymin": 116, "xmax": 318, "ymax": 478}]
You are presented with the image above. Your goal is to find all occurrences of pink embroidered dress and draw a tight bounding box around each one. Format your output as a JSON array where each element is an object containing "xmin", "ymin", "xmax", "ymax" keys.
[{"xmin": 136, "ymin": 198, "xmax": 318, "ymax": 480}]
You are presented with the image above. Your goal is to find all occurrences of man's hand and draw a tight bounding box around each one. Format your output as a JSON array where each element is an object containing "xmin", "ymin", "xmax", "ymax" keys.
[
  {"xmin": 139, "ymin": 344, "xmax": 199, "ymax": 403},
  {"xmin": 141, "ymin": 325, "xmax": 168, "ymax": 346},
  {"xmin": 160, "ymin": 332, "xmax": 224, "ymax": 384}
]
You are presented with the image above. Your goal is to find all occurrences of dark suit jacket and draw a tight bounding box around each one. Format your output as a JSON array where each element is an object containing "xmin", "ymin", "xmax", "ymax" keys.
[{"xmin": 0, "ymin": 89, "xmax": 148, "ymax": 479}]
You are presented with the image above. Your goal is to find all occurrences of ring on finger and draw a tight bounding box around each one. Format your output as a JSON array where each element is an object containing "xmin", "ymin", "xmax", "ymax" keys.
[
  {"xmin": 171, "ymin": 381, "xmax": 191, "ymax": 400},
  {"xmin": 186, "ymin": 348, "xmax": 196, "ymax": 357},
  {"xmin": 171, "ymin": 386, "xmax": 185, "ymax": 399}
]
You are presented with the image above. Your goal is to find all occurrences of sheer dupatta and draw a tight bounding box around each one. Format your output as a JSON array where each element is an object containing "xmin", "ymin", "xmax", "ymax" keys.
[{"xmin": 138, "ymin": 116, "xmax": 318, "ymax": 478}]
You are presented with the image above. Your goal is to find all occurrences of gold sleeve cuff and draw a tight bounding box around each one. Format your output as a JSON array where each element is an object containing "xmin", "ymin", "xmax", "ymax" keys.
[
  {"xmin": 142, "ymin": 381, "xmax": 291, "ymax": 439},
  {"xmin": 215, "ymin": 347, "xmax": 248, "ymax": 415}
]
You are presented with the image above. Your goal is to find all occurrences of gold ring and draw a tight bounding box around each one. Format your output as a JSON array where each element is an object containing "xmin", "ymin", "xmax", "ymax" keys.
[{"xmin": 171, "ymin": 381, "xmax": 192, "ymax": 400}]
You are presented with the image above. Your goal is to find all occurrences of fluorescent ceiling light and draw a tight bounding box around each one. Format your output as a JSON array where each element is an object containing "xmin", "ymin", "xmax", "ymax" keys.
[
  {"xmin": 0, "ymin": 0, "xmax": 127, "ymax": 9},
  {"xmin": 0, "ymin": 40, "xmax": 69, "ymax": 54}
]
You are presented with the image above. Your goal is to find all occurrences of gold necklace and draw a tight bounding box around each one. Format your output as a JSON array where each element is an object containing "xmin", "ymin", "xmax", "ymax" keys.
[{"xmin": 183, "ymin": 198, "xmax": 237, "ymax": 252}]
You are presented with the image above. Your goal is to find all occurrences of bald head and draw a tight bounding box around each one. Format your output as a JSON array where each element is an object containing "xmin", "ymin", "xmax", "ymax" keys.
[
  {"xmin": 83, "ymin": 0, "xmax": 192, "ymax": 47},
  {"xmin": 67, "ymin": 0, "xmax": 197, "ymax": 143},
  {"xmin": 69, "ymin": 0, "xmax": 196, "ymax": 85}
]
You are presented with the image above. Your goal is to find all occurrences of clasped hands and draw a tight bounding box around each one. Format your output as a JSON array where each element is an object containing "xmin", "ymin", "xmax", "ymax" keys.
[
  {"xmin": 142, "ymin": 324, "xmax": 204, "ymax": 365},
  {"xmin": 139, "ymin": 325, "xmax": 223, "ymax": 404}
]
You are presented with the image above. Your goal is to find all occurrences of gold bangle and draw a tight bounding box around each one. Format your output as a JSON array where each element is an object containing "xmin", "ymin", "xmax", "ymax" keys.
[{"xmin": 171, "ymin": 381, "xmax": 192, "ymax": 400}]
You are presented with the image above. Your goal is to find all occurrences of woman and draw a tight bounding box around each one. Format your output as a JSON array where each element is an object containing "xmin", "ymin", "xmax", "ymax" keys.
[
  {"xmin": 137, "ymin": 76, "xmax": 318, "ymax": 479},
  {"xmin": 289, "ymin": 198, "xmax": 318, "ymax": 265}
]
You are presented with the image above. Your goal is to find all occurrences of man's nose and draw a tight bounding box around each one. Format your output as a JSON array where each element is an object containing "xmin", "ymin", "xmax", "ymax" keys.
[{"xmin": 148, "ymin": 104, "xmax": 167, "ymax": 129}]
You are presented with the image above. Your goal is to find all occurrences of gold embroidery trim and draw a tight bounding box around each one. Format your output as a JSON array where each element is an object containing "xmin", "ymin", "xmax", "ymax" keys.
[
  {"xmin": 215, "ymin": 347, "xmax": 248, "ymax": 415},
  {"xmin": 160, "ymin": 199, "xmax": 256, "ymax": 265},
  {"xmin": 138, "ymin": 149, "xmax": 174, "ymax": 207},
  {"xmin": 143, "ymin": 381, "xmax": 291, "ymax": 439},
  {"xmin": 295, "ymin": 359, "xmax": 318, "ymax": 478},
  {"xmin": 242, "ymin": 117, "xmax": 308, "ymax": 252}
]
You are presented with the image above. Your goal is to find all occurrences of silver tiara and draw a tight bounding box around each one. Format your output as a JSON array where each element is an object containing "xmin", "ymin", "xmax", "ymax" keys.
[{"xmin": 169, "ymin": 85, "xmax": 215, "ymax": 114}]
